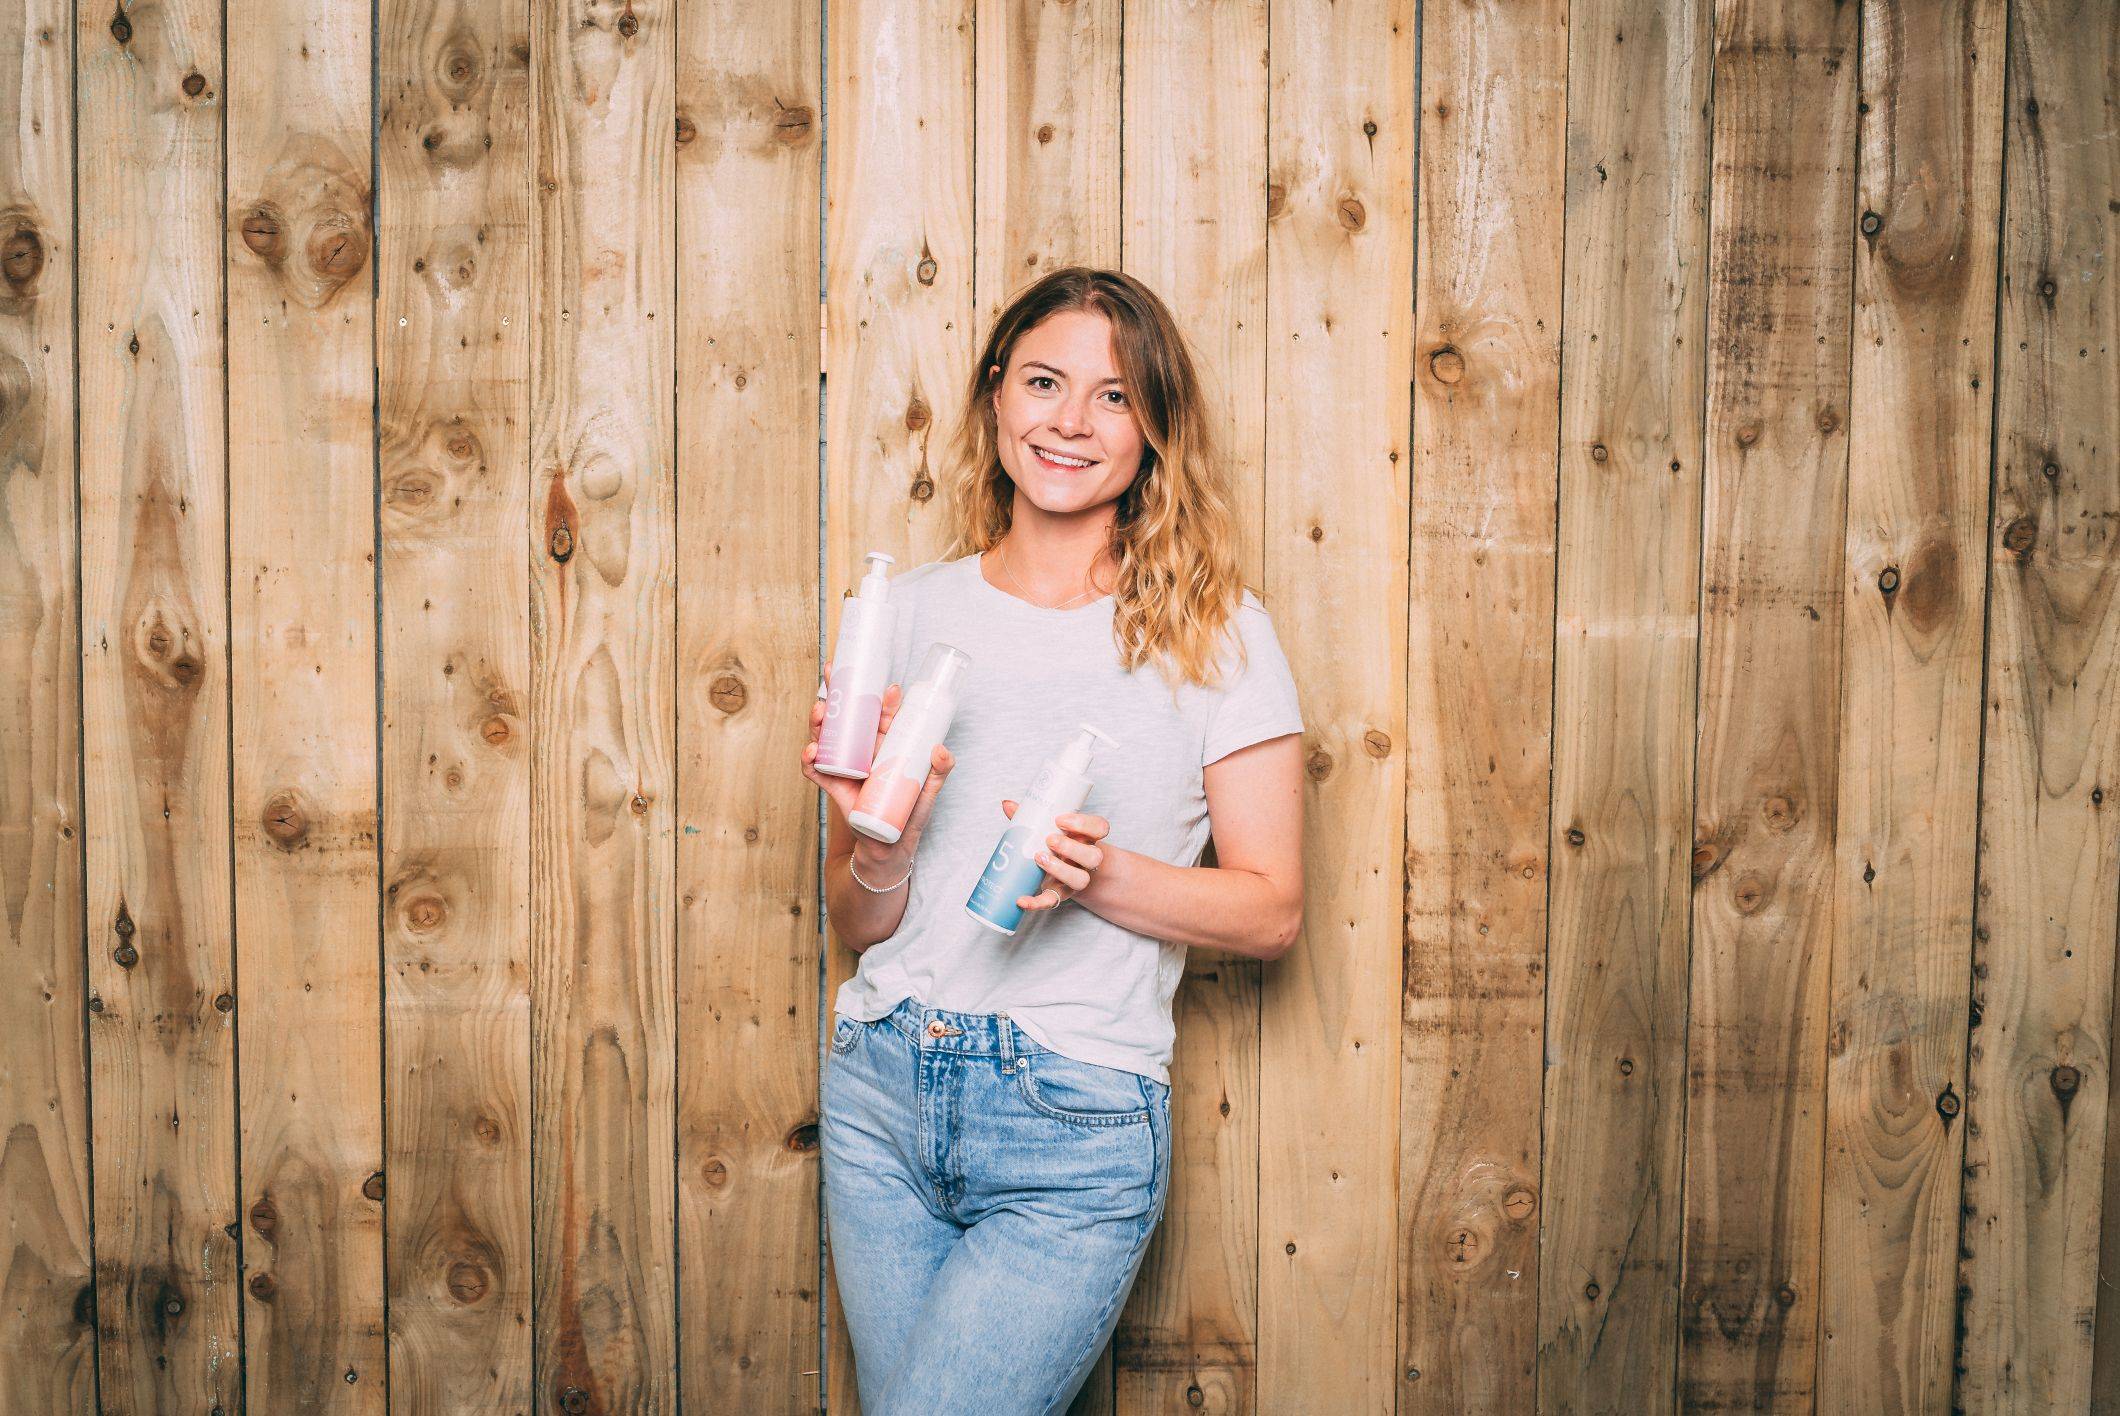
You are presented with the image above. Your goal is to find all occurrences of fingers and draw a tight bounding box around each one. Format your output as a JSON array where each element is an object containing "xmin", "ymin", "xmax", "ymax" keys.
[
  {"xmin": 875, "ymin": 682, "xmax": 902, "ymax": 735},
  {"xmin": 1042, "ymin": 832, "xmax": 1101, "ymax": 878},
  {"xmin": 1056, "ymin": 812, "xmax": 1109, "ymax": 843},
  {"xmin": 900, "ymin": 744, "xmax": 954, "ymax": 842},
  {"xmin": 1032, "ymin": 840, "xmax": 1091, "ymax": 892}
]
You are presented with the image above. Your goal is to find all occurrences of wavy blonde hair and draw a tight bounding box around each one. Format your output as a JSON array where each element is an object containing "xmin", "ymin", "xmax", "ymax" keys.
[{"xmin": 938, "ymin": 266, "xmax": 1253, "ymax": 695}]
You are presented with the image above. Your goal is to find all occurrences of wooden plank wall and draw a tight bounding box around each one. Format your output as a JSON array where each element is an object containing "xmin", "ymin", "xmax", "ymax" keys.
[{"xmin": 0, "ymin": 0, "xmax": 2112, "ymax": 1412}]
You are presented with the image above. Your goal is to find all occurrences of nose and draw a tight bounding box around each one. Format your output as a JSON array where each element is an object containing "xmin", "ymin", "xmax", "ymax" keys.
[{"xmin": 1049, "ymin": 390, "xmax": 1093, "ymax": 437}]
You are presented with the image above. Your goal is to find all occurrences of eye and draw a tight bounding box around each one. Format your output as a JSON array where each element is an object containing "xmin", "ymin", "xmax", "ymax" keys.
[
  {"xmin": 1101, "ymin": 389, "xmax": 1127, "ymax": 406},
  {"xmin": 1027, "ymin": 374, "xmax": 1057, "ymax": 391}
]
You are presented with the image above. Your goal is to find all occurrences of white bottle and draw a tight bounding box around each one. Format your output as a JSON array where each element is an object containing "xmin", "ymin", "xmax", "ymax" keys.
[
  {"xmin": 813, "ymin": 551, "xmax": 897, "ymax": 779},
  {"xmin": 965, "ymin": 722, "xmax": 1117, "ymax": 935},
  {"xmin": 849, "ymin": 643, "xmax": 972, "ymax": 843}
]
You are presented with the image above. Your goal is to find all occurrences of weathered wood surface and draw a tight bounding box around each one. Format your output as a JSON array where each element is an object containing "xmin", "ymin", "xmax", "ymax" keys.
[
  {"xmin": 376, "ymin": 0, "xmax": 535, "ymax": 1408},
  {"xmin": 674, "ymin": 0, "xmax": 826, "ymax": 1409}
]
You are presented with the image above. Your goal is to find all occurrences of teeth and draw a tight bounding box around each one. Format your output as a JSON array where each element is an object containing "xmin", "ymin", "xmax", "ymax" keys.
[{"xmin": 1037, "ymin": 447, "xmax": 1093, "ymax": 468}]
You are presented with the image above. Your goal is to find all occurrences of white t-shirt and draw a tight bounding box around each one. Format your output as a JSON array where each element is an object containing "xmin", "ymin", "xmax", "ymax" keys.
[{"xmin": 830, "ymin": 551, "xmax": 1305, "ymax": 1084}]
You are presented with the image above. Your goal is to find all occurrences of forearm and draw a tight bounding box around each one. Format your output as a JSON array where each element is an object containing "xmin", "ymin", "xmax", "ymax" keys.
[
  {"xmin": 1074, "ymin": 843, "xmax": 1297, "ymax": 959},
  {"xmin": 824, "ymin": 840, "xmax": 915, "ymax": 952}
]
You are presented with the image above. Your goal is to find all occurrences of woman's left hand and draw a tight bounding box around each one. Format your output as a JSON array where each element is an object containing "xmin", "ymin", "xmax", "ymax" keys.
[{"xmin": 999, "ymin": 802, "xmax": 1110, "ymax": 912}]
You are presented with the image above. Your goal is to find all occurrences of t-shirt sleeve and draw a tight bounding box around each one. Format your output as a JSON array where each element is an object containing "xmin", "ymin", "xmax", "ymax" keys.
[{"xmin": 1202, "ymin": 594, "xmax": 1305, "ymax": 766}]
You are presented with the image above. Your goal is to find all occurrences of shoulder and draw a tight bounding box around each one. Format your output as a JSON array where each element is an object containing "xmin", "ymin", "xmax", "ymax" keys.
[{"xmin": 888, "ymin": 554, "xmax": 967, "ymax": 604}]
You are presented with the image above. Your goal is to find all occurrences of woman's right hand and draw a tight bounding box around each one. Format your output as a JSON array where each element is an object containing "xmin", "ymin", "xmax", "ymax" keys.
[{"xmin": 802, "ymin": 662, "xmax": 955, "ymax": 863}]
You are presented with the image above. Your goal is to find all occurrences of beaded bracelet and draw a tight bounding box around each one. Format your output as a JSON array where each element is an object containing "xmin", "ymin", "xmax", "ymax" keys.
[{"xmin": 849, "ymin": 853, "xmax": 913, "ymax": 892}]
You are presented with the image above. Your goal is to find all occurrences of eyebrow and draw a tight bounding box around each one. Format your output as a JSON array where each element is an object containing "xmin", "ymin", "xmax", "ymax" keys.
[{"xmin": 1021, "ymin": 360, "xmax": 1123, "ymax": 389}]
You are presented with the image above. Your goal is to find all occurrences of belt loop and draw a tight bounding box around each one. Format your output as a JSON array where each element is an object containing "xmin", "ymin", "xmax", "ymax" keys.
[{"xmin": 999, "ymin": 1014, "xmax": 1015, "ymax": 1065}]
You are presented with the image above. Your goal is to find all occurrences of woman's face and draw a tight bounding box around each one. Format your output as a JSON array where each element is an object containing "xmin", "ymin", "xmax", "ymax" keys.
[{"xmin": 989, "ymin": 309, "xmax": 1146, "ymax": 516}]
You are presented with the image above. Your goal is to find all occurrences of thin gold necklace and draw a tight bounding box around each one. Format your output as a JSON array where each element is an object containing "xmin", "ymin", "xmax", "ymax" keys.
[{"xmin": 994, "ymin": 541, "xmax": 1105, "ymax": 611}]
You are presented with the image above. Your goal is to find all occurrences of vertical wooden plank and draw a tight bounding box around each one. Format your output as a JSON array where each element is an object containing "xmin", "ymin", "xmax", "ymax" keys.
[
  {"xmin": 820, "ymin": 0, "xmax": 974, "ymax": 1406},
  {"xmin": 1821, "ymin": 0, "xmax": 2006, "ymax": 1409},
  {"xmin": 1260, "ymin": 0, "xmax": 1412, "ymax": 1410},
  {"xmin": 76, "ymin": 0, "xmax": 240, "ymax": 1407},
  {"xmin": 226, "ymin": 0, "xmax": 385, "ymax": 1402},
  {"xmin": 376, "ymin": 0, "xmax": 534, "ymax": 1408},
  {"xmin": 972, "ymin": 0, "xmax": 1120, "ymax": 332},
  {"xmin": 970, "ymin": 4, "xmax": 1123, "ymax": 1409},
  {"xmin": 673, "ymin": 1, "xmax": 823, "ymax": 1410},
  {"xmin": 1969, "ymin": 0, "xmax": 2119, "ymax": 1408},
  {"xmin": 527, "ymin": 0, "xmax": 679, "ymax": 1408},
  {"xmin": 1677, "ymin": 0, "xmax": 1859, "ymax": 1408},
  {"xmin": 1539, "ymin": 0, "xmax": 1710, "ymax": 1408},
  {"xmin": 0, "ymin": 0, "xmax": 92, "ymax": 1408},
  {"xmin": 1401, "ymin": 0, "xmax": 1569, "ymax": 1411},
  {"xmin": 1117, "ymin": 3, "xmax": 1270, "ymax": 1412}
]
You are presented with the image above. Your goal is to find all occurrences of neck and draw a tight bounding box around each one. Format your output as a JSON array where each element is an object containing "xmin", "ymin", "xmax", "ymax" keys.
[{"xmin": 999, "ymin": 493, "xmax": 1118, "ymax": 598}]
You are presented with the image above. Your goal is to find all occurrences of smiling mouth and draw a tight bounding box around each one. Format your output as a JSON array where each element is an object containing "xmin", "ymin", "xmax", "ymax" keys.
[{"xmin": 1030, "ymin": 444, "xmax": 1098, "ymax": 470}]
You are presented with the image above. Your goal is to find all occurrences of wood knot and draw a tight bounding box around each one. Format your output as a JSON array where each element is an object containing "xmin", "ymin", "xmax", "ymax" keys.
[
  {"xmin": 904, "ymin": 394, "xmax": 930, "ymax": 431},
  {"xmin": 708, "ymin": 675, "xmax": 747, "ymax": 714},
  {"xmin": 1304, "ymin": 748, "xmax": 1333, "ymax": 782},
  {"xmin": 1501, "ymin": 1186, "xmax": 1535, "ymax": 1221},
  {"xmin": 1310, "ymin": 525, "xmax": 1324, "ymax": 541},
  {"xmin": 402, "ymin": 893, "xmax": 447, "ymax": 934},
  {"xmin": 1265, "ymin": 182, "xmax": 1286, "ymax": 220},
  {"xmin": 1362, "ymin": 730, "xmax": 1389, "ymax": 757},
  {"xmin": 2, "ymin": 223, "xmax": 45, "ymax": 292},
  {"xmin": 113, "ymin": 941, "xmax": 139, "ymax": 968},
  {"xmin": 2051, "ymin": 1063, "xmax": 2081, "ymax": 1100},
  {"xmin": 109, "ymin": 7, "xmax": 131, "ymax": 44},
  {"xmin": 1760, "ymin": 794, "xmax": 1796, "ymax": 830},
  {"xmin": 560, "ymin": 1388, "xmax": 590, "ymax": 1415},
  {"xmin": 1616, "ymin": 1056, "xmax": 1632, "ymax": 1075},
  {"xmin": 675, "ymin": 113, "xmax": 696, "ymax": 146},
  {"xmin": 910, "ymin": 477, "xmax": 934, "ymax": 502},
  {"xmin": 1735, "ymin": 422, "xmax": 1761, "ymax": 448},
  {"xmin": 114, "ymin": 903, "xmax": 136, "ymax": 940},
  {"xmin": 1428, "ymin": 346, "xmax": 1464, "ymax": 384},
  {"xmin": 1776, "ymin": 1283, "xmax": 1797, "ymax": 1308},
  {"xmin": 247, "ymin": 1272, "xmax": 276, "ymax": 1301},
  {"xmin": 1589, "ymin": 443, "xmax": 1608, "ymax": 463},
  {"xmin": 701, "ymin": 1157, "xmax": 729, "ymax": 1188},
  {"xmin": 1817, "ymin": 407, "xmax": 1839, "ymax": 435},
  {"xmin": 214, "ymin": 992, "xmax": 234, "ymax": 1013},
  {"xmin": 240, "ymin": 207, "xmax": 285, "ymax": 263},
  {"xmin": 480, "ymin": 715, "xmax": 512, "ymax": 746},
  {"xmin": 2038, "ymin": 277, "xmax": 2057, "ymax": 300},
  {"xmin": 1036, "ymin": 123, "xmax": 1054, "ymax": 144},
  {"xmin": 774, "ymin": 104, "xmax": 814, "ymax": 144},
  {"xmin": 1936, "ymin": 1084, "xmax": 1960, "ymax": 1119},
  {"xmin": 261, "ymin": 790, "xmax": 309, "ymax": 850},
  {"xmin": 1585, "ymin": 1280, "xmax": 1601, "ymax": 1300},
  {"xmin": 440, "ymin": 47, "xmax": 479, "ymax": 90},
  {"xmin": 446, "ymin": 1260, "xmax": 489, "ymax": 1304},
  {"xmin": 916, "ymin": 254, "xmax": 938, "ymax": 285},
  {"xmin": 385, "ymin": 470, "xmax": 437, "ymax": 510},
  {"xmin": 361, "ymin": 1171, "xmax": 385, "ymax": 1202},
  {"xmin": 307, "ymin": 212, "xmax": 367, "ymax": 280},
  {"xmin": 1732, "ymin": 872, "xmax": 1767, "ymax": 915},
  {"xmin": 548, "ymin": 524, "xmax": 574, "ymax": 562},
  {"xmin": 1565, "ymin": 826, "xmax": 1585, "ymax": 846},
  {"xmin": 474, "ymin": 1115, "xmax": 502, "ymax": 1144},
  {"xmin": 616, "ymin": 9, "xmax": 638, "ymax": 37},
  {"xmin": 2002, "ymin": 516, "xmax": 2036, "ymax": 557},
  {"xmin": 1860, "ymin": 210, "xmax": 1881, "ymax": 236},
  {"xmin": 182, "ymin": 71, "xmax": 208, "ymax": 98},
  {"xmin": 1877, "ymin": 565, "xmax": 1899, "ymax": 594},
  {"xmin": 785, "ymin": 1120, "xmax": 819, "ymax": 1152},
  {"xmin": 1336, "ymin": 195, "xmax": 1366, "ymax": 232}
]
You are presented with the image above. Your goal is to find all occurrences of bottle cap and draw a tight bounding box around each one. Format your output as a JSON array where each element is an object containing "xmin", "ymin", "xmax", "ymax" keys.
[
  {"xmin": 857, "ymin": 550, "xmax": 896, "ymax": 601},
  {"xmin": 1056, "ymin": 722, "xmax": 1117, "ymax": 777}
]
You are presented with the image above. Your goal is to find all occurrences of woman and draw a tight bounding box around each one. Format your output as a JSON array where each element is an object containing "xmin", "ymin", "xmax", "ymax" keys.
[{"xmin": 801, "ymin": 266, "xmax": 1306, "ymax": 1413}]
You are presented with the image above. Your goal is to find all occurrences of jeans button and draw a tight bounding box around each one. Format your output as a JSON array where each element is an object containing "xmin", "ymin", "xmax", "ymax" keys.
[{"xmin": 926, "ymin": 1020, "xmax": 945, "ymax": 1037}]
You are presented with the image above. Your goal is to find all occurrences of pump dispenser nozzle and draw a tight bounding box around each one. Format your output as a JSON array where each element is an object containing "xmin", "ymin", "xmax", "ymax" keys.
[
  {"xmin": 857, "ymin": 551, "xmax": 896, "ymax": 601},
  {"xmin": 1058, "ymin": 723, "xmax": 1117, "ymax": 776}
]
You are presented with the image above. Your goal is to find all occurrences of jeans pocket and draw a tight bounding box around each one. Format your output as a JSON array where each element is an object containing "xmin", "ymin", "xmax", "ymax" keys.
[
  {"xmin": 1014, "ymin": 1050, "xmax": 1152, "ymax": 1127},
  {"xmin": 829, "ymin": 1014, "xmax": 866, "ymax": 1056}
]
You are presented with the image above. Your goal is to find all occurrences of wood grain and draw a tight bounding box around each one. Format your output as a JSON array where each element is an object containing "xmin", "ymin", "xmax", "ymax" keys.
[
  {"xmin": 527, "ymin": 0, "xmax": 679, "ymax": 1408},
  {"xmin": 1678, "ymin": 0, "xmax": 1859, "ymax": 1407},
  {"xmin": 226, "ymin": 0, "xmax": 386, "ymax": 1403},
  {"xmin": 1261, "ymin": 1, "xmax": 1414, "ymax": 1411},
  {"xmin": 0, "ymin": 0, "xmax": 92, "ymax": 1409},
  {"xmin": 821, "ymin": 0, "xmax": 974, "ymax": 1405},
  {"xmin": 1539, "ymin": 0, "xmax": 1710, "ymax": 1408},
  {"xmin": 376, "ymin": 0, "xmax": 535, "ymax": 1408},
  {"xmin": 1823, "ymin": 0, "xmax": 2006, "ymax": 1409},
  {"xmin": 1968, "ymin": 0, "xmax": 2119, "ymax": 1408},
  {"xmin": 1117, "ymin": 1, "xmax": 1271, "ymax": 1410},
  {"xmin": 674, "ymin": 0, "xmax": 824, "ymax": 1409},
  {"xmin": 1401, "ymin": 0, "xmax": 1568, "ymax": 1410}
]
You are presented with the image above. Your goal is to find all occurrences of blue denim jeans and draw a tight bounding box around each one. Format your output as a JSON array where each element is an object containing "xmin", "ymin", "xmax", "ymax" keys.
[{"xmin": 821, "ymin": 997, "xmax": 1172, "ymax": 1413}]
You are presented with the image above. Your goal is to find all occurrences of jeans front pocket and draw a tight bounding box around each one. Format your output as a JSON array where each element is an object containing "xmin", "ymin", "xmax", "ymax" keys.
[
  {"xmin": 1014, "ymin": 1049, "xmax": 1152, "ymax": 1127},
  {"xmin": 829, "ymin": 1013, "xmax": 867, "ymax": 1056}
]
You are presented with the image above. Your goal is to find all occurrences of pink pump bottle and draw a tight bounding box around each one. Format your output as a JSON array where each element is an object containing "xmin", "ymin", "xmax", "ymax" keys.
[
  {"xmin": 848, "ymin": 643, "xmax": 971, "ymax": 843},
  {"xmin": 813, "ymin": 551, "xmax": 897, "ymax": 778}
]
